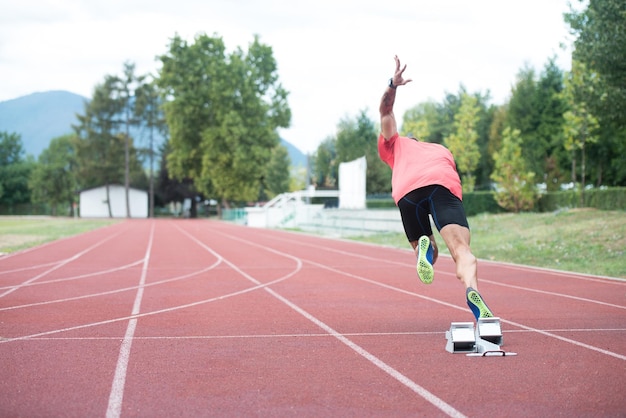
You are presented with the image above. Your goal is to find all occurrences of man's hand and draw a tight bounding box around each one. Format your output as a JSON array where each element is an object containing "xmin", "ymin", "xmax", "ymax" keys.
[{"xmin": 390, "ymin": 55, "xmax": 412, "ymax": 88}]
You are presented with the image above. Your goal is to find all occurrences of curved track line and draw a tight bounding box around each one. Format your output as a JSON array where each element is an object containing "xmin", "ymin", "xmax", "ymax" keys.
[
  {"xmin": 0, "ymin": 260, "xmax": 222, "ymax": 311},
  {"xmin": 0, "ymin": 260, "xmax": 61, "ymax": 275},
  {"xmin": 0, "ymin": 259, "xmax": 144, "ymax": 291},
  {"xmin": 0, "ymin": 224, "xmax": 302, "ymax": 344},
  {"xmin": 0, "ymin": 230, "xmax": 122, "ymax": 298}
]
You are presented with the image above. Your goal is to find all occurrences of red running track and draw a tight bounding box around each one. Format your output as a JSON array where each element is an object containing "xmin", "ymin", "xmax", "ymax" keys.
[{"xmin": 1, "ymin": 219, "xmax": 625, "ymax": 417}]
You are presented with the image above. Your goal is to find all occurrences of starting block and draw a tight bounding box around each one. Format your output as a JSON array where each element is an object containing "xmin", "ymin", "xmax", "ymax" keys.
[{"xmin": 445, "ymin": 318, "xmax": 517, "ymax": 357}]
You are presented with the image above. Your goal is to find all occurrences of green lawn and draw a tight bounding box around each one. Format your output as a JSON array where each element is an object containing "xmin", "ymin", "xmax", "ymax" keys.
[
  {"xmin": 0, "ymin": 217, "xmax": 119, "ymax": 254},
  {"xmin": 350, "ymin": 208, "xmax": 626, "ymax": 279}
]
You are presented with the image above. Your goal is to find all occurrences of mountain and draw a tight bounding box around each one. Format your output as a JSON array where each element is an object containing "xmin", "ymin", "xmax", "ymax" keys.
[
  {"xmin": 0, "ymin": 91, "xmax": 87, "ymax": 158},
  {"xmin": 0, "ymin": 90, "xmax": 307, "ymax": 167}
]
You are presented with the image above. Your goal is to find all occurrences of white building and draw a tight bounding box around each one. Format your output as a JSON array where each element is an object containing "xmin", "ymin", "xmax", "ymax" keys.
[{"xmin": 79, "ymin": 185, "xmax": 148, "ymax": 218}]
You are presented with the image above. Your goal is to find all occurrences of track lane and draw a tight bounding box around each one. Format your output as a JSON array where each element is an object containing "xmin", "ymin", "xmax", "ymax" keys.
[{"xmin": 0, "ymin": 219, "xmax": 624, "ymax": 417}]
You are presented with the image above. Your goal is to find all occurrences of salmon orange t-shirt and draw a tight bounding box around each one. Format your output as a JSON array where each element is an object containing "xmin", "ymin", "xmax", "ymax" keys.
[{"xmin": 378, "ymin": 132, "xmax": 463, "ymax": 204}]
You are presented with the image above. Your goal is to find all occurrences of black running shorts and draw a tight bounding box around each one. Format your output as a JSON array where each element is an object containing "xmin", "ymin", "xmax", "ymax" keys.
[{"xmin": 397, "ymin": 185, "xmax": 469, "ymax": 242}]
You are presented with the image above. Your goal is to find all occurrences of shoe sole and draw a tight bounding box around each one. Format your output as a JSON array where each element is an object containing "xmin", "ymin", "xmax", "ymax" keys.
[
  {"xmin": 467, "ymin": 290, "xmax": 494, "ymax": 319},
  {"xmin": 416, "ymin": 236, "xmax": 434, "ymax": 284}
]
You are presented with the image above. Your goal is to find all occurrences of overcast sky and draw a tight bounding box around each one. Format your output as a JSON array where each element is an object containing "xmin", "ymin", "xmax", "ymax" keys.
[{"xmin": 1, "ymin": 0, "xmax": 576, "ymax": 153}]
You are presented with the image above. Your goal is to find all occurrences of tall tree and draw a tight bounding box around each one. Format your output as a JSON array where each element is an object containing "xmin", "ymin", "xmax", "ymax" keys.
[
  {"xmin": 0, "ymin": 132, "xmax": 34, "ymax": 206},
  {"xmin": 28, "ymin": 135, "xmax": 78, "ymax": 216},
  {"xmin": 565, "ymin": 0, "xmax": 626, "ymax": 128},
  {"xmin": 74, "ymin": 79, "xmax": 146, "ymax": 217},
  {"xmin": 491, "ymin": 127, "xmax": 538, "ymax": 212},
  {"xmin": 115, "ymin": 62, "xmax": 145, "ymax": 218},
  {"xmin": 507, "ymin": 65, "xmax": 544, "ymax": 177},
  {"xmin": 262, "ymin": 144, "xmax": 291, "ymax": 199},
  {"xmin": 565, "ymin": 1, "xmax": 626, "ymax": 187},
  {"xmin": 562, "ymin": 60, "xmax": 599, "ymax": 202},
  {"xmin": 535, "ymin": 58, "xmax": 567, "ymax": 189},
  {"xmin": 157, "ymin": 33, "xmax": 291, "ymax": 208},
  {"xmin": 444, "ymin": 93, "xmax": 481, "ymax": 192},
  {"xmin": 312, "ymin": 137, "xmax": 337, "ymax": 188},
  {"xmin": 135, "ymin": 77, "xmax": 166, "ymax": 217}
]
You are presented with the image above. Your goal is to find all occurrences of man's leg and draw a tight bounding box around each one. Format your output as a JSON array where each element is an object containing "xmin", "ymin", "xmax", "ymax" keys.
[
  {"xmin": 439, "ymin": 224, "xmax": 494, "ymax": 319},
  {"xmin": 438, "ymin": 224, "xmax": 477, "ymax": 290}
]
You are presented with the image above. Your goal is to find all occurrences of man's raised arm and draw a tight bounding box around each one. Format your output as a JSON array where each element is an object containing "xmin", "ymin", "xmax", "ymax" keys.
[{"xmin": 380, "ymin": 55, "xmax": 412, "ymax": 140}]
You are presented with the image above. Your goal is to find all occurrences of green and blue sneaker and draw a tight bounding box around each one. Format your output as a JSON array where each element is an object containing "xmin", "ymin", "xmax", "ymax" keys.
[
  {"xmin": 416, "ymin": 235, "xmax": 434, "ymax": 284},
  {"xmin": 466, "ymin": 287, "xmax": 494, "ymax": 320}
]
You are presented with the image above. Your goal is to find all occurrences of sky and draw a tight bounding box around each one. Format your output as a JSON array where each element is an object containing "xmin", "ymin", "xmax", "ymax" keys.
[{"xmin": 0, "ymin": 0, "xmax": 577, "ymax": 154}]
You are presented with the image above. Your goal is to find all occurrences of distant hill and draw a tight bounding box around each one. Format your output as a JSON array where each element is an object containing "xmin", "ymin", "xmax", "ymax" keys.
[
  {"xmin": 0, "ymin": 90, "xmax": 307, "ymax": 167},
  {"xmin": 0, "ymin": 91, "xmax": 87, "ymax": 158}
]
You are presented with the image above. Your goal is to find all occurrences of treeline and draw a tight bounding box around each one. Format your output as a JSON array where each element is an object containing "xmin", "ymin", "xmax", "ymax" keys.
[
  {"xmin": 0, "ymin": 1, "xmax": 624, "ymax": 216},
  {"xmin": 312, "ymin": 1, "xmax": 625, "ymax": 212}
]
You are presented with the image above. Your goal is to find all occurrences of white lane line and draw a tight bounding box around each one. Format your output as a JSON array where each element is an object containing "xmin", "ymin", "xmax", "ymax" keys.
[
  {"xmin": 106, "ymin": 223, "xmax": 154, "ymax": 418},
  {"xmin": 0, "ymin": 260, "xmax": 221, "ymax": 311},
  {"xmin": 269, "ymin": 288, "xmax": 467, "ymax": 418},
  {"xmin": 239, "ymin": 229, "xmax": 626, "ymax": 360},
  {"xmin": 0, "ymin": 259, "xmax": 143, "ymax": 291},
  {"xmin": 479, "ymin": 279, "xmax": 626, "ymax": 310},
  {"xmin": 0, "ymin": 231, "xmax": 121, "ymax": 298},
  {"xmin": 300, "ymin": 256, "xmax": 626, "ymax": 361},
  {"xmin": 208, "ymin": 228, "xmax": 466, "ymax": 418},
  {"xmin": 0, "ymin": 261, "xmax": 302, "ymax": 344},
  {"xmin": 499, "ymin": 318, "xmax": 626, "ymax": 361},
  {"xmin": 19, "ymin": 327, "xmax": 626, "ymax": 342},
  {"xmin": 0, "ymin": 225, "xmax": 301, "ymax": 344},
  {"xmin": 0, "ymin": 261, "xmax": 60, "ymax": 275}
]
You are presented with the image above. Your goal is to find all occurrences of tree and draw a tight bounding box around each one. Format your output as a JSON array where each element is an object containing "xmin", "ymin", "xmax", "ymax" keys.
[
  {"xmin": 507, "ymin": 66, "xmax": 544, "ymax": 175},
  {"xmin": 444, "ymin": 93, "xmax": 481, "ymax": 192},
  {"xmin": 565, "ymin": 0, "xmax": 626, "ymax": 128},
  {"xmin": 74, "ymin": 79, "xmax": 146, "ymax": 217},
  {"xmin": 157, "ymin": 33, "xmax": 291, "ymax": 208},
  {"xmin": 262, "ymin": 144, "xmax": 291, "ymax": 199},
  {"xmin": 312, "ymin": 137, "xmax": 337, "ymax": 188},
  {"xmin": 535, "ymin": 58, "xmax": 567, "ymax": 189},
  {"xmin": 564, "ymin": 0, "xmax": 626, "ymax": 188},
  {"xmin": 135, "ymin": 77, "xmax": 166, "ymax": 217},
  {"xmin": 562, "ymin": 60, "xmax": 599, "ymax": 204},
  {"xmin": 335, "ymin": 109, "xmax": 389, "ymax": 195},
  {"xmin": 156, "ymin": 140, "xmax": 197, "ymax": 216},
  {"xmin": 28, "ymin": 135, "xmax": 77, "ymax": 216},
  {"xmin": 0, "ymin": 132, "xmax": 34, "ymax": 207},
  {"xmin": 491, "ymin": 127, "xmax": 538, "ymax": 212},
  {"xmin": 115, "ymin": 62, "xmax": 145, "ymax": 218}
]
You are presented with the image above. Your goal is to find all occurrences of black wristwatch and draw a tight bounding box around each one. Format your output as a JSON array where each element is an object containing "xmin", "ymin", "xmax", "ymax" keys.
[{"xmin": 388, "ymin": 78, "xmax": 397, "ymax": 89}]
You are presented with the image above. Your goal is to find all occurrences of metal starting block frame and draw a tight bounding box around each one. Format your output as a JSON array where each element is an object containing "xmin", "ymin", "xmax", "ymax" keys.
[{"xmin": 445, "ymin": 317, "xmax": 517, "ymax": 357}]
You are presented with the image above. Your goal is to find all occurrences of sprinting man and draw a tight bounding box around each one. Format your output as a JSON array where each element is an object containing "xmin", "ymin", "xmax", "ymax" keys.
[{"xmin": 378, "ymin": 55, "xmax": 493, "ymax": 320}]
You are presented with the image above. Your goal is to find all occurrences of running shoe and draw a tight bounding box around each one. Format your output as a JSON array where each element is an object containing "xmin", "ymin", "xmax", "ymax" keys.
[
  {"xmin": 466, "ymin": 287, "xmax": 494, "ymax": 320},
  {"xmin": 416, "ymin": 235, "xmax": 434, "ymax": 284}
]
